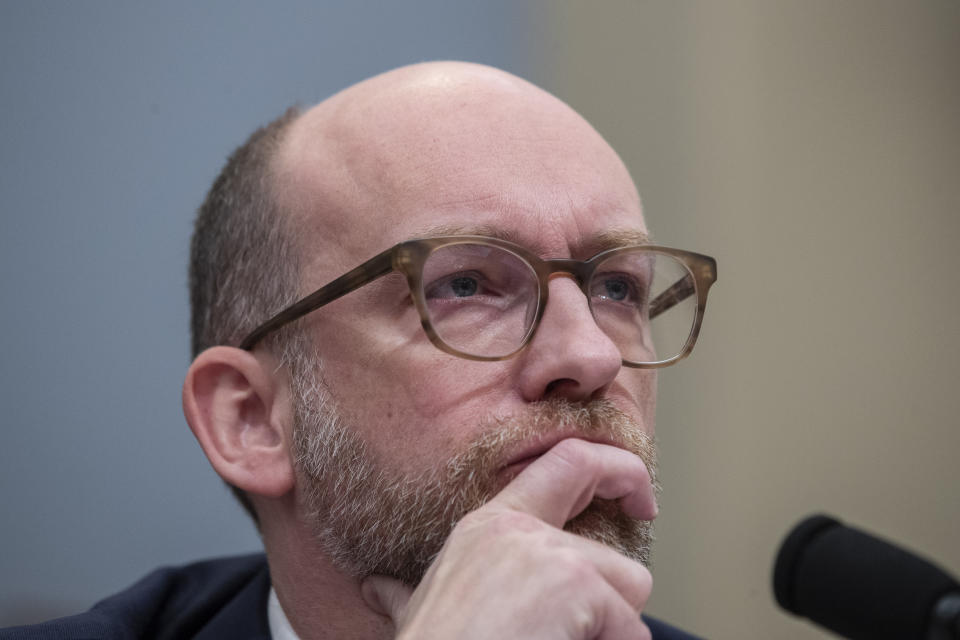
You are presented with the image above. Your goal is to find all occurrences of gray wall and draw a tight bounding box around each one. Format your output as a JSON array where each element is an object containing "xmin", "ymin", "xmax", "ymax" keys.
[
  {"xmin": 0, "ymin": 1, "xmax": 547, "ymax": 625},
  {"xmin": 552, "ymin": 1, "xmax": 960, "ymax": 638}
]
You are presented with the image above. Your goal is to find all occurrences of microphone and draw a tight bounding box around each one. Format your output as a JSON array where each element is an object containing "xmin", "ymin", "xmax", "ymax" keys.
[{"xmin": 773, "ymin": 514, "xmax": 960, "ymax": 640}]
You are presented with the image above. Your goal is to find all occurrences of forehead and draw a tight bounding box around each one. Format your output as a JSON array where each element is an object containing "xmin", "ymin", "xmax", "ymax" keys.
[
  {"xmin": 275, "ymin": 67, "xmax": 647, "ymax": 275},
  {"xmin": 401, "ymin": 208, "xmax": 648, "ymax": 261}
]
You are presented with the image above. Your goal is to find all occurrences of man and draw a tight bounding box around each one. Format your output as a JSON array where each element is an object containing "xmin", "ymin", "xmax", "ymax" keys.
[{"xmin": 3, "ymin": 62, "xmax": 714, "ymax": 639}]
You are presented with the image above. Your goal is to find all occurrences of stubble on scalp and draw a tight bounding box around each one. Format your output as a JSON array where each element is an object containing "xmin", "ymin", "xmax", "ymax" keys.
[{"xmin": 292, "ymin": 363, "xmax": 659, "ymax": 586}]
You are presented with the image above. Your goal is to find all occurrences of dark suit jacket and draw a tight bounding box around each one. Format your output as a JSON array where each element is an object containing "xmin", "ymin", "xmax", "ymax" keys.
[{"xmin": 1, "ymin": 554, "xmax": 701, "ymax": 639}]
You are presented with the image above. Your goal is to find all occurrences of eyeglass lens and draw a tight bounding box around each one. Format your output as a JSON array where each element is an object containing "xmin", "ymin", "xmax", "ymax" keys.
[
  {"xmin": 589, "ymin": 250, "xmax": 696, "ymax": 365},
  {"xmin": 422, "ymin": 244, "xmax": 540, "ymax": 358},
  {"xmin": 419, "ymin": 243, "xmax": 697, "ymax": 364}
]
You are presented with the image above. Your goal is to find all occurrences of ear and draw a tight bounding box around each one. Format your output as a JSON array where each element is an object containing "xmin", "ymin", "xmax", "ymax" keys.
[{"xmin": 183, "ymin": 346, "xmax": 295, "ymax": 499}]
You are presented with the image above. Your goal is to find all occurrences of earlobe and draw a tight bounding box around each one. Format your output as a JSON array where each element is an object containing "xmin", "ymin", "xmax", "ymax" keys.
[{"xmin": 183, "ymin": 346, "xmax": 295, "ymax": 499}]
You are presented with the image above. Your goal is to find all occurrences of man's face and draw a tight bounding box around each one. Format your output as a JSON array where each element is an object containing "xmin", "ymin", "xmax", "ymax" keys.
[{"xmin": 275, "ymin": 64, "xmax": 658, "ymax": 583}]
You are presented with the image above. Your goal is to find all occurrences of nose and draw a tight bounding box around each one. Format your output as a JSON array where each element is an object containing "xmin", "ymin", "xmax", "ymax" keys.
[{"xmin": 516, "ymin": 275, "xmax": 623, "ymax": 402}]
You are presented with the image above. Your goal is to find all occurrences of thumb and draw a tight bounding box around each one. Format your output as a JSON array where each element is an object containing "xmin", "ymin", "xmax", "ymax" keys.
[{"xmin": 361, "ymin": 575, "xmax": 413, "ymax": 622}]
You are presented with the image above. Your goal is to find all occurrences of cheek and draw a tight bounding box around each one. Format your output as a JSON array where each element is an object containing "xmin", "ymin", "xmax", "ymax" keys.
[
  {"xmin": 317, "ymin": 318, "xmax": 514, "ymax": 470},
  {"xmin": 615, "ymin": 368, "xmax": 657, "ymax": 433},
  {"xmin": 374, "ymin": 354, "xmax": 513, "ymax": 451}
]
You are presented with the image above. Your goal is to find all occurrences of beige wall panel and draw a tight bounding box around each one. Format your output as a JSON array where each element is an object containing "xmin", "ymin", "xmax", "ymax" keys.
[{"xmin": 546, "ymin": 2, "xmax": 960, "ymax": 637}]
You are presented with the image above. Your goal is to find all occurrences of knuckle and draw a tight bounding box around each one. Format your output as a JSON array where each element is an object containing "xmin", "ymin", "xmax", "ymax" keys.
[
  {"xmin": 553, "ymin": 548, "xmax": 601, "ymax": 585},
  {"xmin": 630, "ymin": 563, "xmax": 653, "ymax": 591},
  {"xmin": 570, "ymin": 606, "xmax": 598, "ymax": 637},
  {"xmin": 630, "ymin": 565, "xmax": 654, "ymax": 609},
  {"xmin": 488, "ymin": 508, "xmax": 542, "ymax": 535}
]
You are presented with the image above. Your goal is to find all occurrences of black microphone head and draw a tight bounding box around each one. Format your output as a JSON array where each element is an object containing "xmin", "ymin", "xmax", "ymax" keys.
[
  {"xmin": 773, "ymin": 513, "xmax": 841, "ymax": 614},
  {"xmin": 773, "ymin": 514, "xmax": 960, "ymax": 640}
]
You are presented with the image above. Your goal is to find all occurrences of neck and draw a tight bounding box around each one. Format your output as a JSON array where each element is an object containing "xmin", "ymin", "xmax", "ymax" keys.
[{"xmin": 260, "ymin": 498, "xmax": 394, "ymax": 640}]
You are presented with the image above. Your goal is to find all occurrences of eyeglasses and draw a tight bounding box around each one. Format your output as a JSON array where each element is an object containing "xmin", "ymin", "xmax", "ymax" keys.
[{"xmin": 239, "ymin": 236, "xmax": 717, "ymax": 368}]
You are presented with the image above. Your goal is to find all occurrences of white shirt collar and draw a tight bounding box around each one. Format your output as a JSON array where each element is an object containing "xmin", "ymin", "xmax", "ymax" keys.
[{"xmin": 267, "ymin": 586, "xmax": 302, "ymax": 640}]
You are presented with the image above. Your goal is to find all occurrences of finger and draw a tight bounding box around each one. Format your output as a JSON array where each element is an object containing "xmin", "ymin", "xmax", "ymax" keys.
[
  {"xmin": 361, "ymin": 575, "xmax": 413, "ymax": 622},
  {"xmin": 585, "ymin": 580, "xmax": 652, "ymax": 640},
  {"xmin": 493, "ymin": 438, "xmax": 656, "ymax": 528},
  {"xmin": 546, "ymin": 526, "xmax": 653, "ymax": 613}
]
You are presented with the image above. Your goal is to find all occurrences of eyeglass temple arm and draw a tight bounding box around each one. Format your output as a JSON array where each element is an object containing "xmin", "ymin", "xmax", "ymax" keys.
[
  {"xmin": 649, "ymin": 274, "xmax": 695, "ymax": 320},
  {"xmin": 239, "ymin": 250, "xmax": 395, "ymax": 350}
]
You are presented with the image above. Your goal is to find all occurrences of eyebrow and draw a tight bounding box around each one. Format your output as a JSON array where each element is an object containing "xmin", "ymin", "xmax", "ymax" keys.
[
  {"xmin": 407, "ymin": 224, "xmax": 651, "ymax": 256},
  {"xmin": 408, "ymin": 223, "xmax": 527, "ymax": 246},
  {"xmin": 587, "ymin": 229, "xmax": 652, "ymax": 253}
]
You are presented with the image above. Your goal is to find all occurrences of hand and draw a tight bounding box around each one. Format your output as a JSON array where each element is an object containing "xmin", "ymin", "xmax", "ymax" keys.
[{"xmin": 361, "ymin": 438, "xmax": 657, "ymax": 639}]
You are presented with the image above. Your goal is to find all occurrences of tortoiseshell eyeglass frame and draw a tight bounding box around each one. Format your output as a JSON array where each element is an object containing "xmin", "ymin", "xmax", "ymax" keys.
[{"xmin": 238, "ymin": 235, "xmax": 717, "ymax": 368}]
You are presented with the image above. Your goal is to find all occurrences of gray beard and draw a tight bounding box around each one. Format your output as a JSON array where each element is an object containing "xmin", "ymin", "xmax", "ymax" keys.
[{"xmin": 292, "ymin": 368, "xmax": 660, "ymax": 586}]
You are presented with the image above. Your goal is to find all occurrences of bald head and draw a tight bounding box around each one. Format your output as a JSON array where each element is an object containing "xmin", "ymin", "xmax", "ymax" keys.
[{"xmin": 272, "ymin": 62, "xmax": 643, "ymax": 285}]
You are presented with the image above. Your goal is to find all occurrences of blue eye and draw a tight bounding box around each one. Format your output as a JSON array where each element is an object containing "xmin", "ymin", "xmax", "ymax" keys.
[
  {"xmin": 425, "ymin": 272, "xmax": 486, "ymax": 300},
  {"xmin": 603, "ymin": 278, "xmax": 630, "ymax": 301},
  {"xmin": 449, "ymin": 276, "xmax": 478, "ymax": 297},
  {"xmin": 591, "ymin": 272, "xmax": 645, "ymax": 308}
]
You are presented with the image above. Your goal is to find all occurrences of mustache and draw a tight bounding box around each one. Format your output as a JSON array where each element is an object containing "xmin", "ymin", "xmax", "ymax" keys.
[{"xmin": 443, "ymin": 397, "xmax": 659, "ymax": 500}]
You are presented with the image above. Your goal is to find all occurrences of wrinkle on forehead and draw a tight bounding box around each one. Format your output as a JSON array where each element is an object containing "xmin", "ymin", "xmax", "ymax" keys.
[
  {"xmin": 273, "ymin": 62, "xmax": 643, "ymax": 273},
  {"xmin": 408, "ymin": 223, "xmax": 651, "ymax": 258}
]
